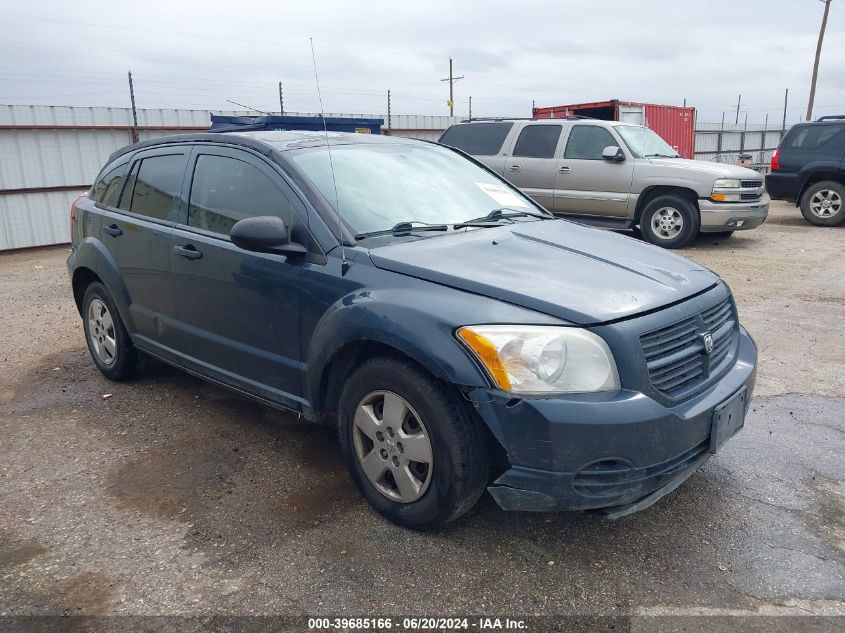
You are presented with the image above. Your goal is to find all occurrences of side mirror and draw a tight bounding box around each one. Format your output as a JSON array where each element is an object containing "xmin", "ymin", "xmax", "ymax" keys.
[
  {"xmin": 230, "ymin": 216, "xmax": 307, "ymax": 257},
  {"xmin": 602, "ymin": 145, "xmax": 625, "ymax": 162}
]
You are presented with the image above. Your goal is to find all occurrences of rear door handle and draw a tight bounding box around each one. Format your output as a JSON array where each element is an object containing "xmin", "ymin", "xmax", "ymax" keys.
[
  {"xmin": 509, "ymin": 165, "xmax": 522, "ymax": 172},
  {"xmin": 173, "ymin": 244, "xmax": 203, "ymax": 260},
  {"xmin": 558, "ymin": 166, "xmax": 572, "ymax": 174},
  {"xmin": 103, "ymin": 223, "xmax": 123, "ymax": 237}
]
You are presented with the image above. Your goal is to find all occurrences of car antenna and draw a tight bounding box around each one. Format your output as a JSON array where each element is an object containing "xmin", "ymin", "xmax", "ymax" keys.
[{"xmin": 309, "ymin": 37, "xmax": 348, "ymax": 275}]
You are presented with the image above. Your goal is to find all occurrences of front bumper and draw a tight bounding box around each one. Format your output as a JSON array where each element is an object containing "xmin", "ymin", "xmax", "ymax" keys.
[
  {"xmin": 699, "ymin": 199, "xmax": 768, "ymax": 231},
  {"xmin": 469, "ymin": 327, "xmax": 757, "ymax": 515}
]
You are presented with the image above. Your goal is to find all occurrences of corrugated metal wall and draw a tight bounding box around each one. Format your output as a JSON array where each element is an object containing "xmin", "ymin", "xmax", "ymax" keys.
[{"xmin": 0, "ymin": 105, "xmax": 461, "ymax": 250}]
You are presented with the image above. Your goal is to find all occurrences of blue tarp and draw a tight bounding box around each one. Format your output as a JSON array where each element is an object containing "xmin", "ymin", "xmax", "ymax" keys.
[{"xmin": 209, "ymin": 114, "xmax": 384, "ymax": 134}]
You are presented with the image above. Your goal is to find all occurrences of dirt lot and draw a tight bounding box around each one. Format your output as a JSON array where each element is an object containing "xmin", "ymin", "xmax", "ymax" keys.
[{"xmin": 1, "ymin": 201, "xmax": 843, "ymax": 624}]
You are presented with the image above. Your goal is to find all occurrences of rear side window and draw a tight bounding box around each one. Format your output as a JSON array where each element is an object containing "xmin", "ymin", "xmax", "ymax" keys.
[
  {"xmin": 439, "ymin": 123, "xmax": 513, "ymax": 156},
  {"xmin": 187, "ymin": 154, "xmax": 291, "ymax": 236},
  {"xmin": 564, "ymin": 125, "xmax": 619, "ymax": 160},
  {"xmin": 91, "ymin": 163, "xmax": 126, "ymax": 207},
  {"xmin": 784, "ymin": 124, "xmax": 845, "ymax": 152},
  {"xmin": 512, "ymin": 125, "xmax": 562, "ymax": 158},
  {"xmin": 119, "ymin": 154, "xmax": 187, "ymax": 221}
]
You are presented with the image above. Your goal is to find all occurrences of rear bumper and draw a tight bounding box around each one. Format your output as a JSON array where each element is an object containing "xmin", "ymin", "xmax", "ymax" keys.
[
  {"xmin": 765, "ymin": 172, "xmax": 799, "ymax": 202},
  {"xmin": 698, "ymin": 199, "xmax": 768, "ymax": 231},
  {"xmin": 470, "ymin": 328, "xmax": 757, "ymax": 514}
]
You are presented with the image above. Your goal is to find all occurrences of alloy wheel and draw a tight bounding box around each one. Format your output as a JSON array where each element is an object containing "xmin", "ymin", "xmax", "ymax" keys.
[
  {"xmin": 651, "ymin": 207, "xmax": 684, "ymax": 240},
  {"xmin": 352, "ymin": 390, "xmax": 433, "ymax": 503},
  {"xmin": 88, "ymin": 298, "xmax": 117, "ymax": 365},
  {"xmin": 809, "ymin": 189, "xmax": 842, "ymax": 219}
]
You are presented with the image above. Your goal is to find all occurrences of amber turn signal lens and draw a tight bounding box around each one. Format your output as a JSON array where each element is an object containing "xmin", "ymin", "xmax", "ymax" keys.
[{"xmin": 457, "ymin": 327, "xmax": 512, "ymax": 390}]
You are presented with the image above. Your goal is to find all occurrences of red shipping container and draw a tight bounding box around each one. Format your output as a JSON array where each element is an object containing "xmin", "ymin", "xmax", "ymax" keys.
[{"xmin": 533, "ymin": 100, "xmax": 696, "ymax": 159}]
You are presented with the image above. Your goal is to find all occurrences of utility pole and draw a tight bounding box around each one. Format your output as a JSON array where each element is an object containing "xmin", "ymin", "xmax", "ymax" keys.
[
  {"xmin": 807, "ymin": 0, "xmax": 832, "ymax": 120},
  {"xmin": 386, "ymin": 90, "xmax": 392, "ymax": 135},
  {"xmin": 127, "ymin": 71, "xmax": 138, "ymax": 144},
  {"xmin": 468, "ymin": 96, "xmax": 472, "ymax": 121},
  {"xmin": 735, "ymin": 94, "xmax": 741, "ymax": 125},
  {"xmin": 278, "ymin": 82, "xmax": 284, "ymax": 114},
  {"xmin": 683, "ymin": 98, "xmax": 687, "ymax": 107},
  {"xmin": 440, "ymin": 57, "xmax": 464, "ymax": 116},
  {"xmin": 782, "ymin": 88, "xmax": 789, "ymax": 133}
]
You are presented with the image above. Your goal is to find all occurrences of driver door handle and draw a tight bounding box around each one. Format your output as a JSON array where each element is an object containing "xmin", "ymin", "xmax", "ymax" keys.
[
  {"xmin": 508, "ymin": 164, "xmax": 522, "ymax": 172},
  {"xmin": 173, "ymin": 244, "xmax": 203, "ymax": 260},
  {"xmin": 558, "ymin": 166, "xmax": 572, "ymax": 174}
]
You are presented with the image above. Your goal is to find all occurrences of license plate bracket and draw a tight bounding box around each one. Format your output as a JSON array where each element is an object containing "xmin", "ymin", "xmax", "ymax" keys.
[{"xmin": 710, "ymin": 387, "xmax": 747, "ymax": 454}]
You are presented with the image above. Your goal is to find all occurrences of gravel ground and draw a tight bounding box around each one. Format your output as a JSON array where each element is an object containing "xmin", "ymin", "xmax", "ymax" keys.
[{"xmin": 0, "ymin": 201, "xmax": 843, "ymax": 625}]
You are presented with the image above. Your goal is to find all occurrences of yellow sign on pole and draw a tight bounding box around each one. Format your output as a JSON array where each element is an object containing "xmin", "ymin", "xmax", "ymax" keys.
[{"xmin": 447, "ymin": 100, "xmax": 454, "ymax": 108}]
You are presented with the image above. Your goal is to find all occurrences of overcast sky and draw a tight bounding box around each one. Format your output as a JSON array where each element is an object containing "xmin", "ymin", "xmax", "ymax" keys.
[{"xmin": 1, "ymin": 0, "xmax": 843, "ymax": 124}]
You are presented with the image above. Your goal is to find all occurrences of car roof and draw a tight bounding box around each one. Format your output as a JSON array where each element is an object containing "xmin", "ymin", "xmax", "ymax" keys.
[
  {"xmin": 453, "ymin": 118, "xmax": 630, "ymax": 128},
  {"xmin": 106, "ymin": 130, "xmax": 422, "ymax": 163}
]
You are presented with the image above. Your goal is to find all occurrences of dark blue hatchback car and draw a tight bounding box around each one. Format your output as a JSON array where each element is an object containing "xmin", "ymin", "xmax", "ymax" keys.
[{"xmin": 68, "ymin": 131, "xmax": 757, "ymax": 529}]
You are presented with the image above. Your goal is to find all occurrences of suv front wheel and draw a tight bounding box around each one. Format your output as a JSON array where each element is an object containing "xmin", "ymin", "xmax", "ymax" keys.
[
  {"xmin": 800, "ymin": 181, "xmax": 845, "ymax": 226},
  {"xmin": 639, "ymin": 195, "xmax": 700, "ymax": 249},
  {"xmin": 338, "ymin": 355, "xmax": 490, "ymax": 530}
]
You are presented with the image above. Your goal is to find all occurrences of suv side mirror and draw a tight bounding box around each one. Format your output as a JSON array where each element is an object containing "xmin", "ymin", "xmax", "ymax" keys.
[
  {"xmin": 602, "ymin": 145, "xmax": 625, "ymax": 162},
  {"xmin": 230, "ymin": 216, "xmax": 307, "ymax": 257}
]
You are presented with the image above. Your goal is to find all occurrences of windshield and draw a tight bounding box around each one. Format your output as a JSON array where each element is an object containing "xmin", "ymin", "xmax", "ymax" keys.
[
  {"xmin": 288, "ymin": 143, "xmax": 539, "ymax": 235},
  {"xmin": 615, "ymin": 125, "xmax": 680, "ymax": 158}
]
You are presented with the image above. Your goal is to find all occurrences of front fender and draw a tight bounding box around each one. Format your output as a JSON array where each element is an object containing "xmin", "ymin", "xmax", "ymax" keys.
[
  {"xmin": 304, "ymin": 287, "xmax": 492, "ymax": 412},
  {"xmin": 70, "ymin": 237, "xmax": 136, "ymax": 333}
]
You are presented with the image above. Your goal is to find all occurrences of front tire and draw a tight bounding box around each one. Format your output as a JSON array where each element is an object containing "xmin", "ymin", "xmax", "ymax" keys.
[
  {"xmin": 639, "ymin": 195, "xmax": 700, "ymax": 248},
  {"xmin": 799, "ymin": 181, "xmax": 845, "ymax": 226},
  {"xmin": 338, "ymin": 356, "xmax": 490, "ymax": 530},
  {"xmin": 82, "ymin": 282, "xmax": 145, "ymax": 381}
]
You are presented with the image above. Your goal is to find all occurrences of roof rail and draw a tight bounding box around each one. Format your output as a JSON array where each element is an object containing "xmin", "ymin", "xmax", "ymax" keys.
[
  {"xmin": 816, "ymin": 115, "xmax": 845, "ymax": 121},
  {"xmin": 461, "ymin": 115, "xmax": 594, "ymax": 123}
]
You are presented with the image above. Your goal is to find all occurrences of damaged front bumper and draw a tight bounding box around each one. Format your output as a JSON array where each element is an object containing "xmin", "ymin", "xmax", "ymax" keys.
[{"xmin": 467, "ymin": 328, "xmax": 757, "ymax": 516}]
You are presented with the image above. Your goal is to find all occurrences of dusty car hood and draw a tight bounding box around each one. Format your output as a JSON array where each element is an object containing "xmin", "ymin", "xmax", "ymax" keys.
[
  {"xmin": 368, "ymin": 220, "xmax": 719, "ymax": 325},
  {"xmin": 647, "ymin": 157, "xmax": 763, "ymax": 180}
]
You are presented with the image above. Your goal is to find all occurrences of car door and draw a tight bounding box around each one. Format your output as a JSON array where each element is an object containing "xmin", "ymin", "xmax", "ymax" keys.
[
  {"xmin": 503, "ymin": 124, "xmax": 564, "ymax": 211},
  {"xmin": 169, "ymin": 145, "xmax": 308, "ymax": 410},
  {"xmin": 555, "ymin": 124, "xmax": 635, "ymax": 218},
  {"xmin": 98, "ymin": 147, "xmax": 187, "ymax": 346}
]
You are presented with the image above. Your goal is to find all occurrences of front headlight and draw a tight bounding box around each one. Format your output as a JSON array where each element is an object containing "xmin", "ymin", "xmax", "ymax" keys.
[
  {"xmin": 713, "ymin": 178, "xmax": 741, "ymax": 188},
  {"xmin": 457, "ymin": 325, "xmax": 620, "ymax": 394}
]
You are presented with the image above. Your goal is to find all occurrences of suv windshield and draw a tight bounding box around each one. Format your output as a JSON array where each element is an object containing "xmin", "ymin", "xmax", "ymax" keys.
[
  {"xmin": 616, "ymin": 125, "xmax": 680, "ymax": 158},
  {"xmin": 288, "ymin": 143, "xmax": 541, "ymax": 236}
]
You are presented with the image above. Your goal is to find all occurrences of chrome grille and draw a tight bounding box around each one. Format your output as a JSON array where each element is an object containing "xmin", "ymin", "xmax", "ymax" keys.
[
  {"xmin": 641, "ymin": 297, "xmax": 738, "ymax": 398},
  {"xmin": 741, "ymin": 179, "xmax": 763, "ymax": 188}
]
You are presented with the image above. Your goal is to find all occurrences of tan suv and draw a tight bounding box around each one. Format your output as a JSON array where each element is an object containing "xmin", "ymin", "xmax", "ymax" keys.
[{"xmin": 439, "ymin": 118, "xmax": 768, "ymax": 248}]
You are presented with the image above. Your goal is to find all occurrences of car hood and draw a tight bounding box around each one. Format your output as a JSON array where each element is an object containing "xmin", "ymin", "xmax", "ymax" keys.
[
  {"xmin": 368, "ymin": 220, "xmax": 719, "ymax": 325},
  {"xmin": 647, "ymin": 157, "xmax": 763, "ymax": 180}
]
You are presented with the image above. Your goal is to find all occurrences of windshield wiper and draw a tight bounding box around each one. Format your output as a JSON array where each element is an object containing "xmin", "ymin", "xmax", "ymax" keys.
[
  {"xmin": 453, "ymin": 207, "xmax": 553, "ymax": 229},
  {"xmin": 354, "ymin": 220, "xmax": 448, "ymax": 240},
  {"xmin": 644, "ymin": 153, "xmax": 680, "ymax": 158}
]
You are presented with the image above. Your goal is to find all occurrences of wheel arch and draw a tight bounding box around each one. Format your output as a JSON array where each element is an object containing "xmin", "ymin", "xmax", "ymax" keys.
[
  {"xmin": 635, "ymin": 186, "xmax": 700, "ymax": 225},
  {"xmin": 796, "ymin": 171, "xmax": 845, "ymax": 206},
  {"xmin": 70, "ymin": 238, "xmax": 135, "ymax": 331}
]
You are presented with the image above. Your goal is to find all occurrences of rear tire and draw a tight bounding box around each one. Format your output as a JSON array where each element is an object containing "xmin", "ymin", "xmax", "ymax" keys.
[
  {"xmin": 338, "ymin": 355, "xmax": 490, "ymax": 530},
  {"xmin": 82, "ymin": 282, "xmax": 146, "ymax": 381},
  {"xmin": 639, "ymin": 195, "xmax": 700, "ymax": 248},
  {"xmin": 799, "ymin": 181, "xmax": 845, "ymax": 226}
]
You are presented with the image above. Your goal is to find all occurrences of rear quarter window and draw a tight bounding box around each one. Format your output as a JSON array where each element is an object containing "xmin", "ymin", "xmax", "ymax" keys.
[
  {"xmin": 784, "ymin": 124, "xmax": 845, "ymax": 152},
  {"xmin": 439, "ymin": 122, "xmax": 513, "ymax": 156},
  {"xmin": 91, "ymin": 162, "xmax": 127, "ymax": 207}
]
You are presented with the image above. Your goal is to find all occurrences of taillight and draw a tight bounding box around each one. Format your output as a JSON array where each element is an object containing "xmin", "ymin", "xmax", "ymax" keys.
[
  {"xmin": 70, "ymin": 194, "xmax": 86, "ymax": 236},
  {"xmin": 770, "ymin": 149, "xmax": 780, "ymax": 171}
]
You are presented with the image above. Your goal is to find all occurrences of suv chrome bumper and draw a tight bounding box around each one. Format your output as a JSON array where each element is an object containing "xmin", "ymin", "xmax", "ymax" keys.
[{"xmin": 699, "ymin": 198, "xmax": 768, "ymax": 231}]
